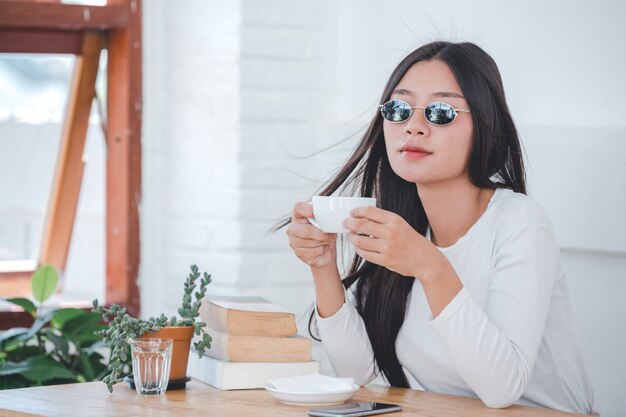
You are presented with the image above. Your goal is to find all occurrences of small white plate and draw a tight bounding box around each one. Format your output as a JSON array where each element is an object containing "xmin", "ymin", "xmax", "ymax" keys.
[{"xmin": 264, "ymin": 384, "xmax": 360, "ymax": 406}]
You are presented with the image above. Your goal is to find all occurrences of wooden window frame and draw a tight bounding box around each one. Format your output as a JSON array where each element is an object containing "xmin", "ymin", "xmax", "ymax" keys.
[{"xmin": 0, "ymin": 0, "xmax": 142, "ymax": 326}]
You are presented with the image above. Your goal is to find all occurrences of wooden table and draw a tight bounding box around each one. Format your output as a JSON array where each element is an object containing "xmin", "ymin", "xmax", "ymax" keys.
[{"xmin": 0, "ymin": 380, "xmax": 587, "ymax": 417}]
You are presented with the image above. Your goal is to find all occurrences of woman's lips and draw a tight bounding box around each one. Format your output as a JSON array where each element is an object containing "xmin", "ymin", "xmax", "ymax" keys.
[
  {"xmin": 400, "ymin": 146, "xmax": 432, "ymax": 159},
  {"xmin": 401, "ymin": 149, "xmax": 432, "ymax": 159}
]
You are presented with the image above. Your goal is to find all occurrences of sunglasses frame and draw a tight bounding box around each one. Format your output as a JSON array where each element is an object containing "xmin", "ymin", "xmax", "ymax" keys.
[{"xmin": 379, "ymin": 99, "xmax": 470, "ymax": 126}]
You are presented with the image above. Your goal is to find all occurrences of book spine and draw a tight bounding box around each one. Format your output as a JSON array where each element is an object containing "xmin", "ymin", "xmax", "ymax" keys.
[
  {"xmin": 205, "ymin": 327, "xmax": 312, "ymax": 362},
  {"xmin": 199, "ymin": 298, "xmax": 297, "ymax": 337},
  {"xmin": 227, "ymin": 310, "xmax": 297, "ymax": 337}
]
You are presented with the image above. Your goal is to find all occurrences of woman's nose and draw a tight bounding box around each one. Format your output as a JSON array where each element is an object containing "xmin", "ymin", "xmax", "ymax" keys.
[{"xmin": 404, "ymin": 110, "xmax": 429, "ymax": 136}]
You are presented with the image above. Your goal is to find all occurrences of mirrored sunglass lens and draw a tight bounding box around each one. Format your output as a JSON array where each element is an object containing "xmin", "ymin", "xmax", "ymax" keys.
[
  {"xmin": 381, "ymin": 100, "xmax": 411, "ymax": 122},
  {"xmin": 425, "ymin": 103, "xmax": 456, "ymax": 125}
]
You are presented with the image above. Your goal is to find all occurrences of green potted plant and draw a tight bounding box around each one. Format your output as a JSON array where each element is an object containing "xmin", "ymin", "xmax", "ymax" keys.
[
  {"xmin": 92, "ymin": 264, "xmax": 212, "ymax": 392},
  {"xmin": 0, "ymin": 265, "xmax": 108, "ymax": 389}
]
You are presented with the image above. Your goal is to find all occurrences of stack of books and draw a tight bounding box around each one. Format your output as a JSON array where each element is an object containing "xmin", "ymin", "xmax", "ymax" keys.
[{"xmin": 187, "ymin": 295, "xmax": 319, "ymax": 390}]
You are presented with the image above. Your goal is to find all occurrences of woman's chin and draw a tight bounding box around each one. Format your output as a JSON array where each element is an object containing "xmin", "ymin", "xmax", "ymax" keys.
[{"xmin": 391, "ymin": 166, "xmax": 431, "ymax": 184}]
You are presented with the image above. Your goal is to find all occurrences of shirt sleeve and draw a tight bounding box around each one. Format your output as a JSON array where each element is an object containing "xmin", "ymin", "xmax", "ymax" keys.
[
  {"xmin": 315, "ymin": 286, "xmax": 378, "ymax": 386},
  {"xmin": 427, "ymin": 226, "xmax": 559, "ymax": 408}
]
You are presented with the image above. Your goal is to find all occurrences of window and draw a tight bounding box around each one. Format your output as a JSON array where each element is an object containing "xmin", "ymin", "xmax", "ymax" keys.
[{"xmin": 0, "ymin": 0, "xmax": 142, "ymax": 324}]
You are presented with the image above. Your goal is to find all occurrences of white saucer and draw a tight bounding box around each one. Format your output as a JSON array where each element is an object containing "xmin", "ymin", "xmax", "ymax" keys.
[{"xmin": 264, "ymin": 384, "xmax": 360, "ymax": 406}]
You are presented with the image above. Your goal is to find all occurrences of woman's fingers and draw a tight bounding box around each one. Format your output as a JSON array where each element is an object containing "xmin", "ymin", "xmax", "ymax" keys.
[
  {"xmin": 292, "ymin": 201, "xmax": 314, "ymax": 222},
  {"xmin": 287, "ymin": 201, "xmax": 338, "ymax": 268},
  {"xmin": 287, "ymin": 218, "xmax": 336, "ymax": 242},
  {"xmin": 349, "ymin": 206, "xmax": 391, "ymax": 223},
  {"xmin": 343, "ymin": 216, "xmax": 385, "ymax": 238},
  {"xmin": 289, "ymin": 234, "xmax": 335, "ymax": 249},
  {"xmin": 347, "ymin": 232, "xmax": 383, "ymax": 253},
  {"xmin": 294, "ymin": 245, "xmax": 325, "ymax": 259},
  {"xmin": 292, "ymin": 238, "xmax": 335, "ymax": 267},
  {"xmin": 353, "ymin": 246, "xmax": 384, "ymax": 265}
]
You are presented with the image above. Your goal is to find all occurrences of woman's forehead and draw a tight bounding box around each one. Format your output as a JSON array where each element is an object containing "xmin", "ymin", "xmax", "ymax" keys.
[
  {"xmin": 392, "ymin": 88, "xmax": 465, "ymax": 100},
  {"xmin": 394, "ymin": 60, "xmax": 464, "ymax": 97}
]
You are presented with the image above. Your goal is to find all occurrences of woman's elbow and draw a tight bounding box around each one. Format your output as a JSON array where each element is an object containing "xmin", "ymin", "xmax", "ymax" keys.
[
  {"xmin": 481, "ymin": 396, "xmax": 518, "ymax": 409},
  {"xmin": 353, "ymin": 374, "xmax": 374, "ymax": 387},
  {"xmin": 478, "ymin": 384, "xmax": 525, "ymax": 409},
  {"xmin": 476, "ymin": 376, "xmax": 527, "ymax": 409},
  {"xmin": 476, "ymin": 357, "xmax": 530, "ymax": 408}
]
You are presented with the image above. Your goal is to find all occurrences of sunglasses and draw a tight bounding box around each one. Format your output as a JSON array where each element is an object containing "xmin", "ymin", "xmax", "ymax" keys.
[{"xmin": 379, "ymin": 99, "xmax": 470, "ymax": 126}]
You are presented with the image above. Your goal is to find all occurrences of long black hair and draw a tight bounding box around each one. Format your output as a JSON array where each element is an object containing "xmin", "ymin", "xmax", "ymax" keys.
[{"xmin": 285, "ymin": 41, "xmax": 526, "ymax": 387}]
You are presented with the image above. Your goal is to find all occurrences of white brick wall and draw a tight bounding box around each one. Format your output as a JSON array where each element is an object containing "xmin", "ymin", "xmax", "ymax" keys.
[
  {"xmin": 142, "ymin": 0, "xmax": 338, "ymax": 376},
  {"xmin": 141, "ymin": 0, "xmax": 243, "ymax": 318},
  {"xmin": 236, "ymin": 0, "xmax": 337, "ymax": 313},
  {"xmin": 142, "ymin": 0, "xmax": 336, "ymax": 318}
]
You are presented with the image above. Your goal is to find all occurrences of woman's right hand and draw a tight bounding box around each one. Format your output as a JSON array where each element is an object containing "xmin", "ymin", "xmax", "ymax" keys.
[{"xmin": 286, "ymin": 202, "xmax": 338, "ymax": 269}]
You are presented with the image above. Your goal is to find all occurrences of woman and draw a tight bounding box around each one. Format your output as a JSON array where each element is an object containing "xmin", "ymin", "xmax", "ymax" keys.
[{"xmin": 285, "ymin": 42, "xmax": 595, "ymax": 414}]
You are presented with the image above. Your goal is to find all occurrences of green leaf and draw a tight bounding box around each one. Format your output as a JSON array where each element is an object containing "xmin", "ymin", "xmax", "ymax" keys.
[
  {"xmin": 51, "ymin": 308, "xmax": 84, "ymax": 329},
  {"xmin": 0, "ymin": 328, "xmax": 31, "ymax": 348},
  {"xmin": 26, "ymin": 309, "xmax": 56, "ymax": 339},
  {"xmin": 4, "ymin": 345, "xmax": 42, "ymax": 362},
  {"xmin": 3, "ymin": 298, "xmax": 36, "ymax": 316},
  {"xmin": 62, "ymin": 312, "xmax": 103, "ymax": 345},
  {"xmin": 70, "ymin": 327, "xmax": 106, "ymax": 346},
  {"xmin": 40, "ymin": 329, "xmax": 70, "ymax": 356},
  {"xmin": 0, "ymin": 356, "xmax": 76, "ymax": 382},
  {"xmin": 31, "ymin": 265, "xmax": 58, "ymax": 302},
  {"xmin": 0, "ymin": 359, "xmax": 35, "ymax": 377},
  {"xmin": 63, "ymin": 312, "xmax": 101, "ymax": 333},
  {"xmin": 1, "ymin": 314, "xmax": 54, "ymax": 352},
  {"xmin": 78, "ymin": 352, "xmax": 94, "ymax": 381},
  {"xmin": 42, "ymin": 377, "xmax": 77, "ymax": 386},
  {"xmin": 0, "ymin": 374, "xmax": 29, "ymax": 389},
  {"xmin": 88, "ymin": 352, "xmax": 108, "ymax": 381},
  {"xmin": 51, "ymin": 308, "xmax": 105, "ymax": 347}
]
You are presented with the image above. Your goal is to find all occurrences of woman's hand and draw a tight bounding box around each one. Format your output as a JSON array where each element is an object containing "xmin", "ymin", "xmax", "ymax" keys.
[
  {"xmin": 344, "ymin": 206, "xmax": 443, "ymax": 279},
  {"xmin": 286, "ymin": 202, "xmax": 338, "ymax": 269}
]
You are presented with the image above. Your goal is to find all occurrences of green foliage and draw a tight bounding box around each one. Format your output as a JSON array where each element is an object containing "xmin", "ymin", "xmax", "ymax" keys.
[
  {"xmin": 92, "ymin": 264, "xmax": 212, "ymax": 393},
  {"xmin": 4, "ymin": 298, "xmax": 36, "ymax": 316},
  {"xmin": 31, "ymin": 265, "xmax": 58, "ymax": 302},
  {"xmin": 0, "ymin": 265, "xmax": 108, "ymax": 390}
]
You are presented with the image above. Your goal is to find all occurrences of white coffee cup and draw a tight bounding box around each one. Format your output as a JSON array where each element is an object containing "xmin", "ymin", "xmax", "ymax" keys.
[{"xmin": 308, "ymin": 196, "xmax": 377, "ymax": 233}]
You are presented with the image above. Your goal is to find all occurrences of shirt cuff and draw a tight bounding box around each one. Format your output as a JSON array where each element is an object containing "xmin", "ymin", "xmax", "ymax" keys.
[{"xmin": 426, "ymin": 286, "xmax": 470, "ymax": 326}]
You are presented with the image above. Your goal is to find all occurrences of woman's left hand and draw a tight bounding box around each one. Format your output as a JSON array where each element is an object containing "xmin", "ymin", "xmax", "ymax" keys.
[{"xmin": 344, "ymin": 206, "xmax": 442, "ymax": 278}]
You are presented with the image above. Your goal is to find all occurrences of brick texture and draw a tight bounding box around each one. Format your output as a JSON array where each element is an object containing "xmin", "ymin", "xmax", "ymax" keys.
[{"xmin": 141, "ymin": 0, "xmax": 338, "ymax": 321}]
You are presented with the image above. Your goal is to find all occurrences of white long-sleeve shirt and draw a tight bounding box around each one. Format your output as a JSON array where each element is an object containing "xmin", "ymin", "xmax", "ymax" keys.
[{"xmin": 316, "ymin": 188, "xmax": 595, "ymax": 414}]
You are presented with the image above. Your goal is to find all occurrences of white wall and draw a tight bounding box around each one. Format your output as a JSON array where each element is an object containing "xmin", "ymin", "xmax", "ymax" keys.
[
  {"xmin": 141, "ymin": 0, "xmax": 242, "ymax": 315},
  {"xmin": 141, "ymin": 0, "xmax": 338, "ymax": 319},
  {"xmin": 141, "ymin": 1, "xmax": 625, "ymax": 415}
]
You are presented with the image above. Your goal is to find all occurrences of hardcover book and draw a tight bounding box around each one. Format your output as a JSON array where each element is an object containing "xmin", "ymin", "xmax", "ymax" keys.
[{"xmin": 199, "ymin": 295, "xmax": 297, "ymax": 337}]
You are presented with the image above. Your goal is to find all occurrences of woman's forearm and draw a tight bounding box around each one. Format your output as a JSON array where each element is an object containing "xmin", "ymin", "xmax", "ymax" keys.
[
  {"xmin": 311, "ymin": 263, "xmax": 345, "ymax": 318},
  {"xmin": 419, "ymin": 255, "xmax": 463, "ymax": 318}
]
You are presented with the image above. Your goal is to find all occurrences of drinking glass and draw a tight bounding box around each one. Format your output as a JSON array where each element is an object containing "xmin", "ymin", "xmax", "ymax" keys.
[{"xmin": 129, "ymin": 338, "xmax": 173, "ymax": 395}]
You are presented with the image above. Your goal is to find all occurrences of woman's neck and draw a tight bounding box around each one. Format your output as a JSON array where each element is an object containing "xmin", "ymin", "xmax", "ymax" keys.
[{"xmin": 417, "ymin": 179, "xmax": 495, "ymax": 248}]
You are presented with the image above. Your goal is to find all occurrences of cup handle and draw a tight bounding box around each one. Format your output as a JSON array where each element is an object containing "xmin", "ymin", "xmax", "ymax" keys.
[{"xmin": 306, "ymin": 202, "xmax": 323, "ymax": 230}]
